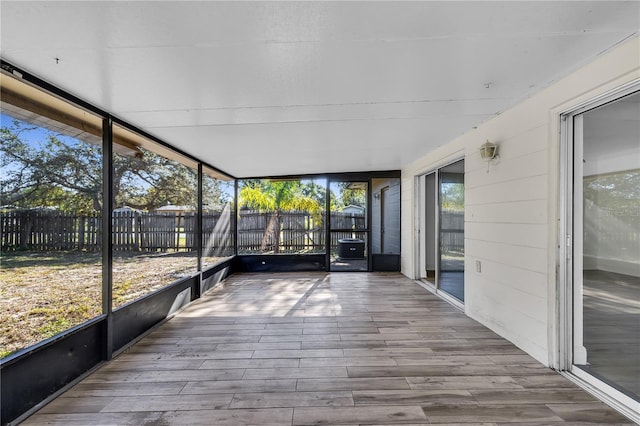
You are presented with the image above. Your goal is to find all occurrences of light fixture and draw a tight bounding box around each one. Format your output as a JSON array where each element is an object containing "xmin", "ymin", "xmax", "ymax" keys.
[
  {"xmin": 480, "ymin": 140, "xmax": 500, "ymax": 172},
  {"xmin": 480, "ymin": 140, "xmax": 498, "ymax": 160}
]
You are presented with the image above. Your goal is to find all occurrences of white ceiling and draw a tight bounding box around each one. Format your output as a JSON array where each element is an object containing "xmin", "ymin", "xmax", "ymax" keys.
[{"xmin": 1, "ymin": 1, "xmax": 638, "ymax": 178}]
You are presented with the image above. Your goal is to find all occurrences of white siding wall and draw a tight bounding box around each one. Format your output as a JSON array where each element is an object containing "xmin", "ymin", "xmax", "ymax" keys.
[{"xmin": 401, "ymin": 36, "xmax": 640, "ymax": 365}]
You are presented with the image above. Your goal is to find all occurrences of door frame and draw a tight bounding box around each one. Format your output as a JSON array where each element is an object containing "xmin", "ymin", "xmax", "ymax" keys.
[
  {"xmin": 558, "ymin": 80, "xmax": 640, "ymax": 421},
  {"xmin": 379, "ymin": 185, "xmax": 388, "ymax": 253},
  {"xmin": 414, "ymin": 158, "xmax": 465, "ymax": 309},
  {"xmin": 326, "ymin": 178, "xmax": 371, "ymax": 272}
]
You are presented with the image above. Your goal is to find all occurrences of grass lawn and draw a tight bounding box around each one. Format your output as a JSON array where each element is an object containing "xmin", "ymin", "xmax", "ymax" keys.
[{"xmin": 0, "ymin": 250, "xmax": 200, "ymax": 358}]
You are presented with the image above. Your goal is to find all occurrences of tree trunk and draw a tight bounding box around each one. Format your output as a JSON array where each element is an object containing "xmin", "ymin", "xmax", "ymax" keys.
[
  {"xmin": 261, "ymin": 213, "xmax": 276, "ymax": 253},
  {"xmin": 273, "ymin": 211, "xmax": 281, "ymax": 253},
  {"xmin": 261, "ymin": 211, "xmax": 281, "ymax": 253}
]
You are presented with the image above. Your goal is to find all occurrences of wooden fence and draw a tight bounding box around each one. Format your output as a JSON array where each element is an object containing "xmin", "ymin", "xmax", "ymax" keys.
[
  {"xmin": 1, "ymin": 210, "xmax": 367, "ymax": 254},
  {"xmin": 1, "ymin": 210, "xmax": 102, "ymax": 251},
  {"xmin": 440, "ymin": 210, "xmax": 464, "ymax": 254},
  {"xmin": 238, "ymin": 211, "xmax": 324, "ymax": 253},
  {"xmin": 236, "ymin": 211, "xmax": 366, "ymax": 253}
]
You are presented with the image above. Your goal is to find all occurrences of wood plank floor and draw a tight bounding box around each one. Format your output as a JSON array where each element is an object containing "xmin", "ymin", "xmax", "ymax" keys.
[{"xmin": 24, "ymin": 272, "xmax": 633, "ymax": 425}]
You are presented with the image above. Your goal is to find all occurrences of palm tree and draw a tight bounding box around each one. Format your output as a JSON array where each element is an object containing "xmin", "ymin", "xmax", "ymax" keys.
[{"xmin": 239, "ymin": 180, "xmax": 323, "ymax": 253}]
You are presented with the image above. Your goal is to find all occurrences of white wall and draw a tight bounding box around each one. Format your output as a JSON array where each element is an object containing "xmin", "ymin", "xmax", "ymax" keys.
[{"xmin": 401, "ymin": 36, "xmax": 640, "ymax": 366}]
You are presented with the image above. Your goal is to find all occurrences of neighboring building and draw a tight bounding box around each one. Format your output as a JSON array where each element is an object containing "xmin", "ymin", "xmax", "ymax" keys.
[
  {"xmin": 153, "ymin": 205, "xmax": 195, "ymax": 214},
  {"xmin": 341, "ymin": 204, "xmax": 365, "ymax": 215}
]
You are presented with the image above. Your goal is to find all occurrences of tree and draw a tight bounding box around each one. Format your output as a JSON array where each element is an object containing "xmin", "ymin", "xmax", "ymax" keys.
[
  {"xmin": 336, "ymin": 183, "xmax": 366, "ymax": 209},
  {"xmin": 584, "ymin": 171, "xmax": 640, "ymax": 213},
  {"xmin": 1, "ymin": 117, "xmax": 199, "ymax": 213},
  {"xmin": 203, "ymin": 176, "xmax": 233, "ymax": 212},
  {"xmin": 239, "ymin": 180, "xmax": 324, "ymax": 253},
  {"xmin": 440, "ymin": 182, "xmax": 464, "ymax": 211},
  {"xmin": 1, "ymin": 119, "xmax": 102, "ymax": 213},
  {"xmin": 115, "ymin": 149, "xmax": 198, "ymax": 211}
]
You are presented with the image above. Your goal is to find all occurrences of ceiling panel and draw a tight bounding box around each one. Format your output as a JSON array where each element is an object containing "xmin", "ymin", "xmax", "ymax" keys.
[{"xmin": 156, "ymin": 113, "xmax": 493, "ymax": 176}]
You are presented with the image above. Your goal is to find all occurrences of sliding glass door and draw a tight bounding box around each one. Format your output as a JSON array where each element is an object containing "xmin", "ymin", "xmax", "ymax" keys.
[
  {"xmin": 568, "ymin": 90, "xmax": 640, "ymax": 404},
  {"xmin": 560, "ymin": 85, "xmax": 640, "ymax": 423},
  {"xmin": 439, "ymin": 161, "xmax": 465, "ymax": 301},
  {"xmin": 417, "ymin": 159, "xmax": 465, "ymax": 303}
]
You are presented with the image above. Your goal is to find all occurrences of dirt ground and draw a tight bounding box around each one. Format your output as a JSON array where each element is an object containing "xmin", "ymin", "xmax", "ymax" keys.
[{"xmin": 0, "ymin": 251, "xmax": 212, "ymax": 358}]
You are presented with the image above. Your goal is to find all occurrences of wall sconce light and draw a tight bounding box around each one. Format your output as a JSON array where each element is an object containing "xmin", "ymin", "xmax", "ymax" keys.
[{"xmin": 480, "ymin": 140, "xmax": 500, "ymax": 172}]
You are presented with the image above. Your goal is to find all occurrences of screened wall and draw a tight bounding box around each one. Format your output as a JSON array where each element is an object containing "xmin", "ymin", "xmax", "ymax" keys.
[
  {"xmin": 1, "ymin": 77, "xmax": 104, "ymax": 358},
  {"xmin": 237, "ymin": 179, "xmax": 326, "ymax": 255},
  {"xmin": 0, "ymin": 69, "xmax": 234, "ymax": 361}
]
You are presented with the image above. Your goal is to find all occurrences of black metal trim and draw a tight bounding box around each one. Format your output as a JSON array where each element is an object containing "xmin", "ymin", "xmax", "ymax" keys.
[
  {"xmin": 201, "ymin": 260, "xmax": 233, "ymax": 294},
  {"xmin": 0, "ymin": 315, "xmax": 106, "ymax": 368},
  {"xmin": 325, "ymin": 179, "xmax": 331, "ymax": 271},
  {"xmin": 111, "ymin": 275, "xmax": 198, "ymax": 353},
  {"xmin": 234, "ymin": 180, "xmax": 239, "ymax": 256},
  {"xmin": 111, "ymin": 274, "xmax": 195, "ymax": 312},
  {"xmin": 102, "ymin": 117, "xmax": 114, "ymax": 361},
  {"xmin": 1, "ymin": 318, "xmax": 104, "ymax": 425},
  {"xmin": 246, "ymin": 170, "xmax": 401, "ymax": 181},
  {"xmin": 233, "ymin": 254, "xmax": 326, "ymax": 272},
  {"xmin": 372, "ymin": 254, "xmax": 401, "ymax": 271},
  {"xmin": 367, "ymin": 177, "xmax": 373, "ymax": 272},
  {"xmin": 202, "ymin": 258, "xmax": 234, "ymax": 280},
  {"xmin": 196, "ymin": 164, "xmax": 203, "ymax": 277}
]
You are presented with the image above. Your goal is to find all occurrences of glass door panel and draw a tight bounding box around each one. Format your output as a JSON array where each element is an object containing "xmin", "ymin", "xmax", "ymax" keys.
[
  {"xmin": 574, "ymin": 91, "xmax": 640, "ymax": 400},
  {"xmin": 417, "ymin": 161, "xmax": 465, "ymax": 302},
  {"xmin": 329, "ymin": 181, "xmax": 368, "ymax": 271},
  {"xmin": 438, "ymin": 160, "xmax": 465, "ymax": 301}
]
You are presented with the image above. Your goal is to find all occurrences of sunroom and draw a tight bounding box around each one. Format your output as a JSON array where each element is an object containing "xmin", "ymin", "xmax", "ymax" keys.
[{"xmin": 1, "ymin": 2, "xmax": 639, "ymax": 425}]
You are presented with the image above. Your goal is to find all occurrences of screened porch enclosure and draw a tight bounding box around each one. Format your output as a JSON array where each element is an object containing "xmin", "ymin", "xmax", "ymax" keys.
[
  {"xmin": 2, "ymin": 2, "xmax": 640, "ymax": 424},
  {"xmin": 0, "ymin": 62, "xmax": 404, "ymax": 425}
]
